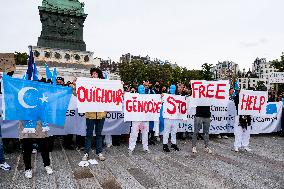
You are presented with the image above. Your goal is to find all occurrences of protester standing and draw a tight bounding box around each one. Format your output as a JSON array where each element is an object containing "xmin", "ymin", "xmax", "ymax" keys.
[
  {"xmin": 162, "ymin": 84, "xmax": 182, "ymax": 152},
  {"xmin": 81, "ymin": 68, "xmax": 106, "ymax": 161},
  {"xmin": 19, "ymin": 120, "xmax": 52, "ymax": 179},
  {"xmin": 0, "ymin": 123, "xmax": 11, "ymax": 171},
  {"xmin": 192, "ymin": 104, "xmax": 212, "ymax": 154},
  {"xmin": 128, "ymin": 85, "xmax": 150, "ymax": 155},
  {"xmin": 233, "ymin": 90, "xmax": 252, "ymax": 152}
]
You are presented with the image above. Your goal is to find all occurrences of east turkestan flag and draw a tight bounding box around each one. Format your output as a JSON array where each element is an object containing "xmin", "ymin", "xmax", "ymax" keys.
[{"xmin": 2, "ymin": 75, "xmax": 72, "ymax": 128}]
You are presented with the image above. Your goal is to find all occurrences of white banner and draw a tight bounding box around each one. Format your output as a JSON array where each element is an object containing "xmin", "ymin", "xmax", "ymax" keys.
[
  {"xmin": 163, "ymin": 94, "xmax": 188, "ymax": 120},
  {"xmin": 191, "ymin": 80, "xmax": 230, "ymax": 106},
  {"xmin": 238, "ymin": 90, "xmax": 268, "ymax": 115},
  {"xmin": 0, "ymin": 96, "xmax": 282, "ymax": 138},
  {"xmin": 0, "ymin": 95, "xmax": 131, "ymax": 138},
  {"xmin": 268, "ymin": 72, "xmax": 284, "ymax": 83},
  {"xmin": 177, "ymin": 101, "xmax": 282, "ymax": 134},
  {"xmin": 124, "ymin": 93, "xmax": 162, "ymax": 121},
  {"xmin": 76, "ymin": 77, "xmax": 123, "ymax": 113}
]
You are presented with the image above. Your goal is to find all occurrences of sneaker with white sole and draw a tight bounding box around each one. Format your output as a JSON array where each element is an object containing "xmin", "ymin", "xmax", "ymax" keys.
[
  {"xmin": 222, "ymin": 135, "xmax": 229, "ymax": 139},
  {"xmin": 45, "ymin": 166, "xmax": 53, "ymax": 175},
  {"xmin": 0, "ymin": 162, "xmax": 11, "ymax": 171},
  {"xmin": 244, "ymin": 147, "xmax": 251, "ymax": 152},
  {"xmin": 234, "ymin": 147, "xmax": 239, "ymax": 152},
  {"xmin": 24, "ymin": 169, "xmax": 33, "ymax": 179},
  {"xmin": 143, "ymin": 149, "xmax": 150, "ymax": 153},
  {"xmin": 97, "ymin": 153, "xmax": 106, "ymax": 161},
  {"xmin": 217, "ymin": 135, "xmax": 222, "ymax": 139},
  {"xmin": 32, "ymin": 149, "xmax": 37, "ymax": 154},
  {"xmin": 205, "ymin": 147, "xmax": 212, "ymax": 154},
  {"xmin": 82, "ymin": 153, "xmax": 88, "ymax": 161},
  {"xmin": 192, "ymin": 147, "xmax": 197, "ymax": 153}
]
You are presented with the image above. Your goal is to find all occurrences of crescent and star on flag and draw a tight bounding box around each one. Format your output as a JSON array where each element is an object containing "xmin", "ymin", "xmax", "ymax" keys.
[{"xmin": 17, "ymin": 87, "xmax": 48, "ymax": 109}]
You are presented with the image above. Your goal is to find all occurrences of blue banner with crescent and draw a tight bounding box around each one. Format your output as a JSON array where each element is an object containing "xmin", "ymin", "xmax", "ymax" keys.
[{"xmin": 2, "ymin": 75, "xmax": 72, "ymax": 127}]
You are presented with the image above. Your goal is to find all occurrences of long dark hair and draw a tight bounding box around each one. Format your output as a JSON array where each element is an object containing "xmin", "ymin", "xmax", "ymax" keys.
[{"xmin": 90, "ymin": 68, "xmax": 104, "ymax": 79}]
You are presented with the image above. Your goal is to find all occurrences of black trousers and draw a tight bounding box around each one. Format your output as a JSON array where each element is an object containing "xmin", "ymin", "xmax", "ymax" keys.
[{"xmin": 22, "ymin": 138, "xmax": 50, "ymax": 170}]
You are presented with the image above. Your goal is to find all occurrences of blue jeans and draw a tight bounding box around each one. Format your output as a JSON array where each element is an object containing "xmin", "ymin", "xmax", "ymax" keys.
[
  {"xmin": 85, "ymin": 118, "xmax": 105, "ymax": 155},
  {"xmin": 0, "ymin": 126, "xmax": 5, "ymax": 164}
]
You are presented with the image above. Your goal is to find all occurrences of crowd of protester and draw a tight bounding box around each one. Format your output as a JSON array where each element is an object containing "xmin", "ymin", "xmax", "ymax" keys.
[{"xmin": 0, "ymin": 68, "xmax": 283, "ymax": 178}]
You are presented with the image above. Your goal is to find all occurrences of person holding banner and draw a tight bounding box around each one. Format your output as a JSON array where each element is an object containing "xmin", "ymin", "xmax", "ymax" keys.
[
  {"xmin": 19, "ymin": 120, "xmax": 53, "ymax": 179},
  {"xmin": 162, "ymin": 84, "xmax": 182, "ymax": 152},
  {"xmin": 128, "ymin": 85, "xmax": 151, "ymax": 155},
  {"xmin": 0, "ymin": 125, "xmax": 11, "ymax": 171},
  {"xmin": 192, "ymin": 105, "xmax": 212, "ymax": 154},
  {"xmin": 80, "ymin": 68, "xmax": 107, "ymax": 162},
  {"xmin": 233, "ymin": 90, "xmax": 252, "ymax": 152},
  {"xmin": 144, "ymin": 81, "xmax": 159, "ymax": 145}
]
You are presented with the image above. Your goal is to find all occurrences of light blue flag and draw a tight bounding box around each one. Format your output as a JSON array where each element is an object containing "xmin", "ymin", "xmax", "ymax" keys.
[
  {"xmin": 159, "ymin": 103, "xmax": 164, "ymax": 132},
  {"xmin": 45, "ymin": 63, "xmax": 53, "ymax": 80},
  {"xmin": 22, "ymin": 73, "xmax": 28, "ymax": 80},
  {"xmin": 103, "ymin": 71, "xmax": 109, "ymax": 79},
  {"xmin": 3, "ymin": 75, "xmax": 72, "ymax": 127},
  {"xmin": 52, "ymin": 67, "xmax": 57, "ymax": 85},
  {"xmin": 33, "ymin": 62, "xmax": 39, "ymax": 81}
]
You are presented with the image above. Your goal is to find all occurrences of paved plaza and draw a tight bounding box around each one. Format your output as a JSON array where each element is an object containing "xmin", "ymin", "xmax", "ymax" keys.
[{"xmin": 0, "ymin": 135, "xmax": 283, "ymax": 189}]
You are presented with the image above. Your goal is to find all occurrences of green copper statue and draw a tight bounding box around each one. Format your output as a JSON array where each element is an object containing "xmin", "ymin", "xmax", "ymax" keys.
[{"xmin": 37, "ymin": 0, "xmax": 87, "ymax": 51}]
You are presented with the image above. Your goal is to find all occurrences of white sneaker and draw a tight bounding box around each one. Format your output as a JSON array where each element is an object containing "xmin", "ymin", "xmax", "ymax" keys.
[
  {"xmin": 205, "ymin": 147, "xmax": 212, "ymax": 154},
  {"xmin": 143, "ymin": 149, "xmax": 150, "ymax": 153},
  {"xmin": 0, "ymin": 162, "xmax": 11, "ymax": 171},
  {"xmin": 244, "ymin": 147, "xmax": 252, "ymax": 152},
  {"xmin": 222, "ymin": 135, "xmax": 229, "ymax": 139},
  {"xmin": 45, "ymin": 166, "xmax": 53, "ymax": 175},
  {"xmin": 32, "ymin": 149, "xmax": 37, "ymax": 154},
  {"xmin": 82, "ymin": 153, "xmax": 88, "ymax": 161},
  {"xmin": 234, "ymin": 147, "xmax": 239, "ymax": 152},
  {"xmin": 24, "ymin": 169, "xmax": 33, "ymax": 179},
  {"xmin": 217, "ymin": 135, "xmax": 222, "ymax": 139},
  {"xmin": 192, "ymin": 147, "xmax": 197, "ymax": 153},
  {"xmin": 97, "ymin": 153, "xmax": 106, "ymax": 161}
]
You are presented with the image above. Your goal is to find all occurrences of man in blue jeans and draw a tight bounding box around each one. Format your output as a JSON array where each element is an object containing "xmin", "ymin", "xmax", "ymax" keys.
[{"xmin": 0, "ymin": 124, "xmax": 11, "ymax": 171}]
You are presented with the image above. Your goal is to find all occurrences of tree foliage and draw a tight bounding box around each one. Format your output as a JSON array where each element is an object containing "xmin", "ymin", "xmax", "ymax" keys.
[
  {"xmin": 271, "ymin": 53, "xmax": 284, "ymax": 93},
  {"xmin": 255, "ymin": 81, "xmax": 267, "ymax": 91},
  {"xmin": 271, "ymin": 54, "xmax": 284, "ymax": 71},
  {"xmin": 14, "ymin": 52, "xmax": 28, "ymax": 65},
  {"xmin": 201, "ymin": 63, "xmax": 213, "ymax": 81},
  {"xmin": 118, "ymin": 60, "xmax": 204, "ymax": 86}
]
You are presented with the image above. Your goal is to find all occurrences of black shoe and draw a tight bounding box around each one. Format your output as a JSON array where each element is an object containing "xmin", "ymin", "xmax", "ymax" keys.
[
  {"xmin": 64, "ymin": 145, "xmax": 75, "ymax": 150},
  {"xmin": 149, "ymin": 140, "xmax": 155, "ymax": 145},
  {"xmin": 163, "ymin": 144, "xmax": 170, "ymax": 152},
  {"xmin": 171, "ymin": 144, "xmax": 180, "ymax": 151}
]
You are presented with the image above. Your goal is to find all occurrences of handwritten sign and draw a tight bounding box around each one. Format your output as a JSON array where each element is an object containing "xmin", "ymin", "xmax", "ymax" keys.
[
  {"xmin": 191, "ymin": 80, "xmax": 230, "ymax": 106},
  {"xmin": 268, "ymin": 72, "xmax": 284, "ymax": 83},
  {"xmin": 163, "ymin": 94, "xmax": 188, "ymax": 120},
  {"xmin": 76, "ymin": 77, "xmax": 123, "ymax": 113},
  {"xmin": 238, "ymin": 90, "xmax": 267, "ymax": 115},
  {"xmin": 124, "ymin": 93, "xmax": 162, "ymax": 121}
]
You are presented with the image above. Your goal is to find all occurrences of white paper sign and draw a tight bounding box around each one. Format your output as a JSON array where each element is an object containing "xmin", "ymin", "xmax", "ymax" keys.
[
  {"xmin": 163, "ymin": 94, "xmax": 188, "ymax": 120},
  {"xmin": 124, "ymin": 93, "xmax": 162, "ymax": 121},
  {"xmin": 191, "ymin": 80, "xmax": 230, "ymax": 106},
  {"xmin": 238, "ymin": 90, "xmax": 268, "ymax": 115},
  {"xmin": 76, "ymin": 77, "xmax": 123, "ymax": 113},
  {"xmin": 268, "ymin": 72, "xmax": 284, "ymax": 83}
]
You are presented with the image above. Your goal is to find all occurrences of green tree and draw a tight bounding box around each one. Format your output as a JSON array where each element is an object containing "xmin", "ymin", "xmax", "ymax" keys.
[
  {"xmin": 255, "ymin": 81, "xmax": 267, "ymax": 91},
  {"xmin": 14, "ymin": 52, "xmax": 28, "ymax": 65},
  {"xmin": 271, "ymin": 54, "xmax": 284, "ymax": 71},
  {"xmin": 271, "ymin": 53, "xmax": 284, "ymax": 93},
  {"xmin": 201, "ymin": 63, "xmax": 213, "ymax": 80}
]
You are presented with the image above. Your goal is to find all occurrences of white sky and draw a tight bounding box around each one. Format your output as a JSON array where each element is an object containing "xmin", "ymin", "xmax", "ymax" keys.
[{"xmin": 0, "ymin": 0, "xmax": 283, "ymax": 70}]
